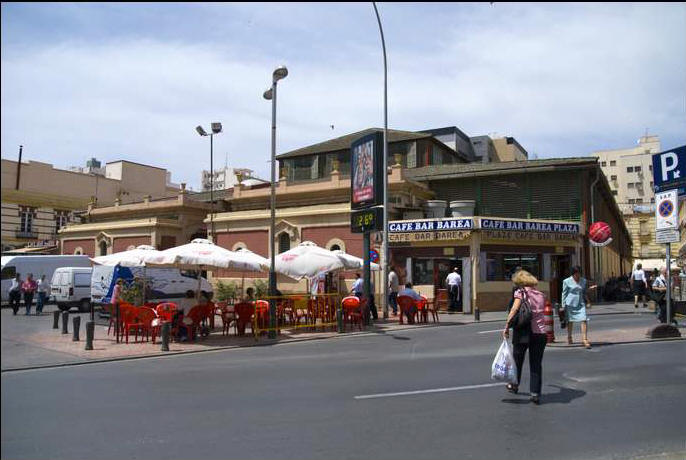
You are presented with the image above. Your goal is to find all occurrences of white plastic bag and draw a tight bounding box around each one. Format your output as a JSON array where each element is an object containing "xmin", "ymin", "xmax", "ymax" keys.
[{"xmin": 491, "ymin": 338, "xmax": 517, "ymax": 384}]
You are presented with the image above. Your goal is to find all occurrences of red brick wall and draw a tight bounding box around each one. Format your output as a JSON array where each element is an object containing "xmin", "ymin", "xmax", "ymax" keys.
[
  {"xmin": 113, "ymin": 236, "xmax": 151, "ymax": 253},
  {"xmin": 214, "ymin": 230, "xmax": 268, "ymax": 278},
  {"xmin": 301, "ymin": 226, "xmax": 363, "ymax": 258},
  {"xmin": 160, "ymin": 235, "xmax": 176, "ymax": 250},
  {"xmin": 62, "ymin": 239, "xmax": 95, "ymax": 257}
]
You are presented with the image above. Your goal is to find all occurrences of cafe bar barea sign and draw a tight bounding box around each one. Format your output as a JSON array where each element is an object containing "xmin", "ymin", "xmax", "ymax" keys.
[{"xmin": 389, "ymin": 218, "xmax": 474, "ymax": 242}]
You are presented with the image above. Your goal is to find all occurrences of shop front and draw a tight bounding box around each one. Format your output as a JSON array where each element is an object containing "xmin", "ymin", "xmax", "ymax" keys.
[{"xmin": 389, "ymin": 216, "xmax": 582, "ymax": 312}]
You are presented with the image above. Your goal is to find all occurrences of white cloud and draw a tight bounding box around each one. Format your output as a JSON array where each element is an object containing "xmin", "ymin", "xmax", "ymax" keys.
[{"xmin": 1, "ymin": 3, "xmax": 684, "ymax": 189}]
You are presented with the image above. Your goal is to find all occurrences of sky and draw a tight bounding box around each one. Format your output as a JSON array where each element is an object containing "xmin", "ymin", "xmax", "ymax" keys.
[{"xmin": 2, "ymin": 2, "xmax": 685, "ymax": 191}]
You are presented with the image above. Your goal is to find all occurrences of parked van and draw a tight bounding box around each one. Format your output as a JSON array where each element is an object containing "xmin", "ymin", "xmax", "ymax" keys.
[
  {"xmin": 1, "ymin": 255, "xmax": 91, "ymax": 305},
  {"xmin": 91, "ymin": 265, "xmax": 212, "ymax": 306},
  {"xmin": 51, "ymin": 267, "xmax": 93, "ymax": 312}
]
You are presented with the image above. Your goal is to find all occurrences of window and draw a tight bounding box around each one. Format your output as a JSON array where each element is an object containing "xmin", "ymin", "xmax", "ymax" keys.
[
  {"xmin": 1, "ymin": 266, "xmax": 16, "ymax": 280},
  {"xmin": 74, "ymin": 273, "xmax": 91, "ymax": 288},
  {"xmin": 612, "ymin": 190, "xmax": 618, "ymax": 196},
  {"xmin": 626, "ymin": 167, "xmax": 633, "ymax": 173},
  {"xmin": 649, "ymin": 165, "xmax": 652, "ymax": 171},
  {"xmin": 411, "ymin": 259, "xmax": 433, "ymax": 285},
  {"xmin": 634, "ymin": 166, "xmax": 641, "ymax": 172},
  {"xmin": 650, "ymin": 181, "xmax": 653, "ymax": 188},
  {"xmin": 601, "ymin": 161, "xmax": 607, "ymax": 167},
  {"xmin": 55, "ymin": 210, "xmax": 69, "ymax": 234},
  {"xmin": 628, "ymin": 199, "xmax": 635, "ymax": 204},
  {"xmin": 628, "ymin": 183, "xmax": 634, "ymax": 188},
  {"xmin": 19, "ymin": 206, "xmax": 35, "ymax": 233},
  {"xmin": 610, "ymin": 160, "xmax": 616, "ymax": 166},
  {"xmin": 486, "ymin": 254, "xmax": 541, "ymax": 281},
  {"xmin": 650, "ymin": 198, "xmax": 655, "ymax": 203},
  {"xmin": 278, "ymin": 233, "xmax": 290, "ymax": 254},
  {"xmin": 636, "ymin": 198, "xmax": 643, "ymax": 203},
  {"xmin": 98, "ymin": 240, "xmax": 107, "ymax": 256},
  {"xmin": 330, "ymin": 244, "xmax": 341, "ymax": 252},
  {"xmin": 610, "ymin": 175, "xmax": 617, "ymax": 180}
]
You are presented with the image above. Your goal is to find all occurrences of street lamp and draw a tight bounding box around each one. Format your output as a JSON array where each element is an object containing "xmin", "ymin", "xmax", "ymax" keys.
[
  {"xmin": 196, "ymin": 122, "xmax": 223, "ymax": 240},
  {"xmin": 264, "ymin": 65, "xmax": 288, "ymax": 340}
]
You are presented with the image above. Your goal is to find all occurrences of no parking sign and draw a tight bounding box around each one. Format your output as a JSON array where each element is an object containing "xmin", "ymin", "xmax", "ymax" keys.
[{"xmin": 655, "ymin": 189, "xmax": 680, "ymax": 243}]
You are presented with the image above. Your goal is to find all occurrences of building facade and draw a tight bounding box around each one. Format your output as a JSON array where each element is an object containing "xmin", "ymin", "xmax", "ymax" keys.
[{"xmin": 2, "ymin": 158, "xmax": 180, "ymax": 253}]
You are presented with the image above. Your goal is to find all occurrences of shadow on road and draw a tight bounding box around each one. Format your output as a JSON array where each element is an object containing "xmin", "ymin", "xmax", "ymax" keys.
[{"xmin": 501, "ymin": 384, "xmax": 586, "ymax": 405}]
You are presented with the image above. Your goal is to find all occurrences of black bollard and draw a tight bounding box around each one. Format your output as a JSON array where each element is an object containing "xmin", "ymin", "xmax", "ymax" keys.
[
  {"xmin": 72, "ymin": 316, "xmax": 81, "ymax": 341},
  {"xmin": 61, "ymin": 311, "xmax": 69, "ymax": 334},
  {"xmin": 337, "ymin": 306, "xmax": 343, "ymax": 333},
  {"xmin": 53, "ymin": 311, "xmax": 60, "ymax": 329},
  {"xmin": 161, "ymin": 322, "xmax": 170, "ymax": 352},
  {"xmin": 85, "ymin": 321, "xmax": 94, "ymax": 350}
]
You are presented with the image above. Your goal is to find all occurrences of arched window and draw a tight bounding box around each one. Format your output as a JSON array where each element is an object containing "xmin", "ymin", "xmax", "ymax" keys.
[
  {"xmin": 330, "ymin": 244, "xmax": 341, "ymax": 251},
  {"xmin": 99, "ymin": 240, "xmax": 108, "ymax": 256},
  {"xmin": 278, "ymin": 233, "xmax": 290, "ymax": 254},
  {"xmin": 74, "ymin": 247, "xmax": 83, "ymax": 255}
]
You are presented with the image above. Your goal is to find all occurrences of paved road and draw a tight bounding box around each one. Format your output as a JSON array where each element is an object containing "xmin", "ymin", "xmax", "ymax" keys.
[{"xmin": 2, "ymin": 313, "xmax": 684, "ymax": 460}]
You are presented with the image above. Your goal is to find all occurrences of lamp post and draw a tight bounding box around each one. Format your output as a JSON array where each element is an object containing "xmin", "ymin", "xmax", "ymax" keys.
[
  {"xmin": 196, "ymin": 122, "xmax": 223, "ymax": 241},
  {"xmin": 373, "ymin": 2, "xmax": 389, "ymax": 319},
  {"xmin": 264, "ymin": 66, "xmax": 288, "ymax": 340}
]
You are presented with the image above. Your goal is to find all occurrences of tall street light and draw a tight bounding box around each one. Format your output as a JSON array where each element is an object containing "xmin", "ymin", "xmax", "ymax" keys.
[
  {"xmin": 196, "ymin": 122, "xmax": 223, "ymax": 241},
  {"xmin": 373, "ymin": 2, "xmax": 389, "ymax": 319},
  {"xmin": 264, "ymin": 65, "xmax": 288, "ymax": 340}
]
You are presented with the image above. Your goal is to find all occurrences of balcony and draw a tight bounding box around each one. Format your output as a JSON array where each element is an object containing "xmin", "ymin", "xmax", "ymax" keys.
[{"xmin": 15, "ymin": 230, "xmax": 38, "ymax": 239}]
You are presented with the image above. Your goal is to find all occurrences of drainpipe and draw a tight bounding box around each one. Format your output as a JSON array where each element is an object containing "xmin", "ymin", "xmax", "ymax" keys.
[
  {"xmin": 15, "ymin": 145, "xmax": 23, "ymax": 190},
  {"xmin": 590, "ymin": 168, "xmax": 600, "ymax": 297}
]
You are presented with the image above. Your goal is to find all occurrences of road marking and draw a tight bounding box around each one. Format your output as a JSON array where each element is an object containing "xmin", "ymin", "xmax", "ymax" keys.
[
  {"xmin": 355, "ymin": 382, "xmax": 504, "ymax": 400},
  {"xmin": 478, "ymin": 329, "xmax": 504, "ymax": 334}
]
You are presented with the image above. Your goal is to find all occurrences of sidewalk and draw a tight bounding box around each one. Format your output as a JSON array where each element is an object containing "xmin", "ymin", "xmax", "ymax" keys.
[{"xmin": 1, "ymin": 302, "xmax": 682, "ymax": 371}]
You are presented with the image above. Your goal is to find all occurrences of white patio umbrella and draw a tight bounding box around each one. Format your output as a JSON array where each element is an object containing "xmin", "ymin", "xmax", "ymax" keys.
[
  {"xmin": 274, "ymin": 241, "xmax": 347, "ymax": 281},
  {"xmin": 233, "ymin": 248, "xmax": 270, "ymax": 297},
  {"xmin": 90, "ymin": 245, "xmax": 161, "ymax": 267},
  {"xmin": 140, "ymin": 238, "xmax": 265, "ymax": 302},
  {"xmin": 332, "ymin": 250, "xmax": 380, "ymax": 271}
]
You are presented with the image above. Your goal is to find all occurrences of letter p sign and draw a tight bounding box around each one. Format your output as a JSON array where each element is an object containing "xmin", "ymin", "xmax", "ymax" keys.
[{"xmin": 660, "ymin": 152, "xmax": 679, "ymax": 182}]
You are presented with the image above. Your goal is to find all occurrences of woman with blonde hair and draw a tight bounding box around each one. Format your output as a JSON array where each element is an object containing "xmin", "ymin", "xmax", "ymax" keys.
[{"xmin": 502, "ymin": 269, "xmax": 548, "ymax": 404}]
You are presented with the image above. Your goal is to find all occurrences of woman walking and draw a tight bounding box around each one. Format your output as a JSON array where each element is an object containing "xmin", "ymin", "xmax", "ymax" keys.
[
  {"xmin": 502, "ymin": 270, "xmax": 547, "ymax": 405},
  {"xmin": 562, "ymin": 266, "xmax": 592, "ymax": 349},
  {"xmin": 631, "ymin": 263, "xmax": 648, "ymax": 309}
]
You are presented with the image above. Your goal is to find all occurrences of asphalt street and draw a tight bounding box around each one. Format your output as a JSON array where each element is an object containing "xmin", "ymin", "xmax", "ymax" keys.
[{"xmin": 2, "ymin": 313, "xmax": 684, "ymax": 460}]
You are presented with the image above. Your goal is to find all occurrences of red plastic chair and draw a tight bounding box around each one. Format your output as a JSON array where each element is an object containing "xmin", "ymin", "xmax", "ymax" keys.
[
  {"xmin": 183, "ymin": 305, "xmax": 206, "ymax": 342},
  {"xmin": 341, "ymin": 296, "xmax": 363, "ymax": 331},
  {"xmin": 155, "ymin": 303, "xmax": 177, "ymax": 322},
  {"xmin": 397, "ymin": 296, "xmax": 418, "ymax": 325},
  {"xmin": 234, "ymin": 302, "xmax": 256, "ymax": 336},
  {"xmin": 417, "ymin": 296, "xmax": 428, "ymax": 324},
  {"xmin": 108, "ymin": 302, "xmax": 135, "ymax": 337},
  {"xmin": 255, "ymin": 300, "xmax": 270, "ymax": 332}
]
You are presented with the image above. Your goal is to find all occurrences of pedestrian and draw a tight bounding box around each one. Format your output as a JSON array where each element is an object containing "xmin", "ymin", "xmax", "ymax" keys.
[
  {"xmin": 562, "ymin": 266, "xmax": 592, "ymax": 349},
  {"xmin": 630, "ymin": 263, "xmax": 648, "ymax": 309},
  {"xmin": 651, "ymin": 268, "xmax": 670, "ymax": 323},
  {"xmin": 21, "ymin": 273, "xmax": 38, "ymax": 316},
  {"xmin": 446, "ymin": 267, "xmax": 462, "ymax": 312},
  {"xmin": 397, "ymin": 282, "xmax": 421, "ymax": 323},
  {"xmin": 8, "ymin": 273, "xmax": 22, "ymax": 315},
  {"xmin": 36, "ymin": 274, "xmax": 49, "ymax": 315},
  {"xmin": 502, "ymin": 269, "xmax": 547, "ymax": 405},
  {"xmin": 351, "ymin": 273, "xmax": 363, "ymax": 298},
  {"xmin": 388, "ymin": 266, "xmax": 400, "ymax": 316}
]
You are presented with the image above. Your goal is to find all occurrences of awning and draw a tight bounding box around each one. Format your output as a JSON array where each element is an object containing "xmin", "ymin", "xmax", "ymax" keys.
[{"xmin": 2, "ymin": 245, "xmax": 59, "ymax": 255}]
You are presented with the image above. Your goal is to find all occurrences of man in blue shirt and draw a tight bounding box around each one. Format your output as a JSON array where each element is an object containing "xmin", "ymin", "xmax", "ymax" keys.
[{"xmin": 398, "ymin": 282, "xmax": 422, "ymax": 301}]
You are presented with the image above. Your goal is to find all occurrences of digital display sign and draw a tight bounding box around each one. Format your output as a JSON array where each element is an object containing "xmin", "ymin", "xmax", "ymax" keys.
[{"xmin": 351, "ymin": 207, "xmax": 383, "ymax": 234}]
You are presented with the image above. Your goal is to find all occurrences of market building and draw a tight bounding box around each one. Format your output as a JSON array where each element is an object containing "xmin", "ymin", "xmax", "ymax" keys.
[{"xmin": 57, "ymin": 127, "xmax": 633, "ymax": 312}]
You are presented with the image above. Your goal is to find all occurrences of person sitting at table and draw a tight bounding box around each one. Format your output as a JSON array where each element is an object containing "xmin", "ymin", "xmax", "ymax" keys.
[
  {"xmin": 243, "ymin": 287, "xmax": 256, "ymax": 303},
  {"xmin": 171, "ymin": 308, "xmax": 190, "ymax": 342},
  {"xmin": 398, "ymin": 282, "xmax": 422, "ymax": 301}
]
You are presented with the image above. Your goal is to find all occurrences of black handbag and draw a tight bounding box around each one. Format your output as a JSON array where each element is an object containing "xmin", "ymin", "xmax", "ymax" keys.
[{"xmin": 509, "ymin": 288, "xmax": 533, "ymax": 330}]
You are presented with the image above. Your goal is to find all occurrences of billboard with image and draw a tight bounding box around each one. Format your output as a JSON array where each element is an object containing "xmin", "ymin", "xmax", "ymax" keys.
[{"xmin": 350, "ymin": 132, "xmax": 383, "ymax": 210}]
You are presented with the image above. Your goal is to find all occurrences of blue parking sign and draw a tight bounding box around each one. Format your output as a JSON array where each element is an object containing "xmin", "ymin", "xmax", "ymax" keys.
[{"xmin": 652, "ymin": 145, "xmax": 686, "ymax": 196}]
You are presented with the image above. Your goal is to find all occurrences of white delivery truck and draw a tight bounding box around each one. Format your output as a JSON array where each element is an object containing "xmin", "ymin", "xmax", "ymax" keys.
[
  {"xmin": 1, "ymin": 255, "xmax": 91, "ymax": 305},
  {"xmin": 51, "ymin": 267, "xmax": 94, "ymax": 312},
  {"xmin": 91, "ymin": 265, "xmax": 213, "ymax": 307}
]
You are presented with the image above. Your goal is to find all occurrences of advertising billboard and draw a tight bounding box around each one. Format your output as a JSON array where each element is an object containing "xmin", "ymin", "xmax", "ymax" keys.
[{"xmin": 350, "ymin": 132, "xmax": 383, "ymax": 210}]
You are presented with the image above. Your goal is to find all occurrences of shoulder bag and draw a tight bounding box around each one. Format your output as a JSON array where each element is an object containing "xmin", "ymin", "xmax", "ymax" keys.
[{"xmin": 509, "ymin": 288, "xmax": 533, "ymax": 330}]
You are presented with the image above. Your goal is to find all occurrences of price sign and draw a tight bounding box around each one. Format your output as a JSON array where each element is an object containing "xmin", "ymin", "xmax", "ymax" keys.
[{"xmin": 350, "ymin": 207, "xmax": 383, "ymax": 233}]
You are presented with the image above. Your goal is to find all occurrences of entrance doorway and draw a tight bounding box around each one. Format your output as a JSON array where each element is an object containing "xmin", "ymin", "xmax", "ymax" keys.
[
  {"xmin": 435, "ymin": 258, "xmax": 463, "ymax": 312},
  {"xmin": 551, "ymin": 255, "xmax": 571, "ymax": 304}
]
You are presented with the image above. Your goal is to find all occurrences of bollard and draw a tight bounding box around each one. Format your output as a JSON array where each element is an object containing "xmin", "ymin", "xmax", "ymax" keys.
[
  {"xmin": 85, "ymin": 321, "xmax": 94, "ymax": 350},
  {"xmin": 61, "ymin": 311, "xmax": 69, "ymax": 334},
  {"xmin": 337, "ymin": 306, "xmax": 343, "ymax": 333},
  {"xmin": 161, "ymin": 322, "xmax": 170, "ymax": 352},
  {"xmin": 72, "ymin": 316, "xmax": 81, "ymax": 341},
  {"xmin": 474, "ymin": 307, "xmax": 480, "ymax": 322},
  {"xmin": 53, "ymin": 311, "xmax": 60, "ymax": 329}
]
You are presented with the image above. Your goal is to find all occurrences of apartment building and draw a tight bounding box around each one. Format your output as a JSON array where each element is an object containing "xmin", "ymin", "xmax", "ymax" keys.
[{"xmin": 1, "ymin": 158, "xmax": 180, "ymax": 253}]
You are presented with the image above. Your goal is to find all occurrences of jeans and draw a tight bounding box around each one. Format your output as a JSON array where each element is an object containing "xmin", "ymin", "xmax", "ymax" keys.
[
  {"xmin": 36, "ymin": 292, "xmax": 46, "ymax": 314},
  {"xmin": 513, "ymin": 333, "xmax": 547, "ymax": 395},
  {"xmin": 448, "ymin": 285, "xmax": 459, "ymax": 310},
  {"xmin": 23, "ymin": 292, "xmax": 34, "ymax": 315},
  {"xmin": 389, "ymin": 292, "xmax": 398, "ymax": 314}
]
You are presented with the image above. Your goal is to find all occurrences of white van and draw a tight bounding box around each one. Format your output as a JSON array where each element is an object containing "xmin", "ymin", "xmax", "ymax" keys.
[
  {"xmin": 91, "ymin": 265, "xmax": 213, "ymax": 306},
  {"xmin": 1, "ymin": 255, "xmax": 91, "ymax": 305},
  {"xmin": 51, "ymin": 267, "xmax": 93, "ymax": 312}
]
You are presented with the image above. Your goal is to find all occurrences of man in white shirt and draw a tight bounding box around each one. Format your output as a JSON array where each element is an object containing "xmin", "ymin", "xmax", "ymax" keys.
[
  {"xmin": 388, "ymin": 267, "xmax": 400, "ymax": 316},
  {"xmin": 446, "ymin": 267, "xmax": 462, "ymax": 312},
  {"xmin": 630, "ymin": 263, "xmax": 648, "ymax": 309}
]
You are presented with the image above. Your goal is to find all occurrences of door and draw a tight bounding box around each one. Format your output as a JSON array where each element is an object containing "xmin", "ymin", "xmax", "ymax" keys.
[
  {"xmin": 434, "ymin": 258, "xmax": 463, "ymax": 311},
  {"xmin": 551, "ymin": 255, "xmax": 571, "ymax": 304}
]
